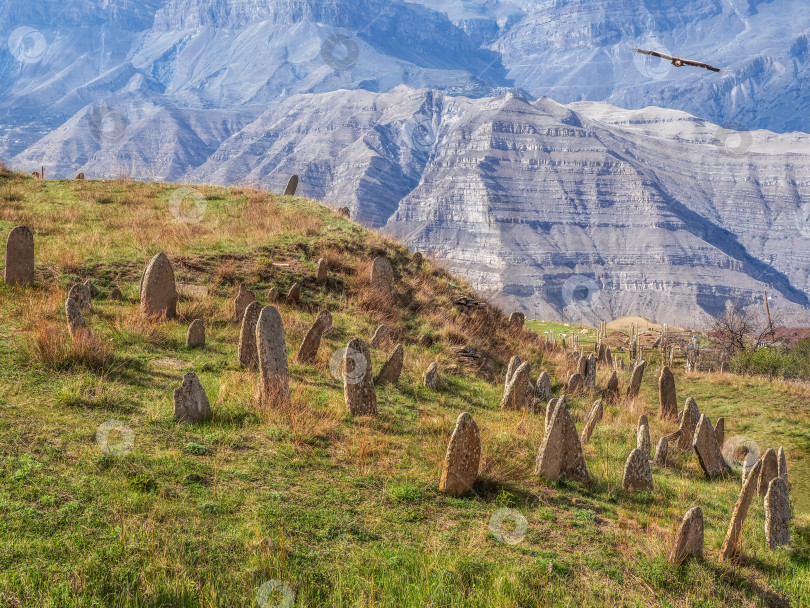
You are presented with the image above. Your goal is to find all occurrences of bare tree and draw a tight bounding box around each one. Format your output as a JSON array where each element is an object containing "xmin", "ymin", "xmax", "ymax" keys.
[{"xmin": 709, "ymin": 301, "xmax": 754, "ymax": 361}]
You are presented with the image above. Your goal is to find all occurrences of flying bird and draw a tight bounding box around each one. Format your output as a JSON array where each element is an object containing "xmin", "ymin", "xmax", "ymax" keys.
[{"xmin": 635, "ymin": 48, "xmax": 720, "ymax": 73}]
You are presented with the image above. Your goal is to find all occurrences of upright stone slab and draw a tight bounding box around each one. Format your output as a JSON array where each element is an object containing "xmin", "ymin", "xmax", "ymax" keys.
[
  {"xmin": 626, "ymin": 360, "xmax": 646, "ymax": 401},
  {"xmin": 284, "ymin": 174, "xmax": 299, "ymax": 196},
  {"xmin": 316, "ymin": 258, "xmax": 327, "ymax": 284},
  {"xmin": 439, "ymin": 412, "xmax": 481, "ymax": 496},
  {"xmin": 422, "ymin": 361, "xmax": 439, "ymax": 389},
  {"xmin": 140, "ymin": 252, "xmax": 178, "ymax": 319},
  {"xmin": 508, "ymin": 312, "xmax": 525, "ymax": 328},
  {"xmin": 659, "ymin": 366, "xmax": 677, "ymax": 420},
  {"xmin": 65, "ymin": 298, "xmax": 90, "ymax": 340},
  {"xmin": 668, "ymin": 507, "xmax": 704, "ymax": 563},
  {"xmin": 255, "ymin": 305, "xmax": 290, "ymax": 406},
  {"xmin": 534, "ymin": 398, "xmax": 590, "ymax": 484},
  {"xmin": 585, "ymin": 353, "xmax": 597, "ymax": 388},
  {"xmin": 636, "ymin": 416, "xmax": 651, "ymax": 457},
  {"xmin": 677, "ymin": 397, "xmax": 701, "ymax": 450},
  {"xmin": 370, "ymin": 324, "xmax": 395, "ymax": 349},
  {"xmin": 545, "ymin": 397, "xmax": 561, "ymax": 434},
  {"xmin": 173, "ymin": 373, "xmax": 212, "ymax": 422},
  {"xmin": 764, "ymin": 477, "xmax": 790, "ymax": 549},
  {"xmin": 501, "ymin": 361, "xmax": 530, "ymax": 409},
  {"xmin": 693, "ymin": 414, "xmax": 730, "ymax": 478},
  {"xmin": 605, "ymin": 347, "xmax": 613, "ymax": 367},
  {"xmin": 186, "ymin": 319, "xmax": 205, "ymax": 347},
  {"xmin": 374, "ymin": 344, "xmax": 404, "ymax": 385},
  {"xmin": 4, "ymin": 226, "xmax": 34, "ymax": 286},
  {"xmin": 622, "ymin": 448, "xmax": 653, "ymax": 491},
  {"xmin": 505, "ymin": 355, "xmax": 521, "ymax": 388},
  {"xmin": 68, "ymin": 283, "xmax": 92, "ymax": 311},
  {"xmin": 536, "ymin": 372, "xmax": 551, "ymax": 402},
  {"xmin": 579, "ymin": 399, "xmax": 603, "ymax": 446},
  {"xmin": 715, "ymin": 417, "xmax": 725, "ymax": 448},
  {"xmin": 233, "ymin": 283, "xmax": 256, "ymax": 322},
  {"xmin": 238, "ymin": 302, "xmax": 262, "ymax": 369},
  {"xmin": 653, "ymin": 436, "xmax": 668, "ymax": 466},
  {"xmin": 84, "ymin": 279, "xmax": 99, "ymax": 298},
  {"xmin": 566, "ymin": 372, "xmax": 584, "ymax": 393},
  {"xmin": 296, "ymin": 310, "xmax": 332, "ymax": 363},
  {"xmin": 286, "ymin": 282, "xmax": 301, "ymax": 305},
  {"xmin": 605, "ymin": 371, "xmax": 619, "ymax": 403},
  {"xmin": 720, "ymin": 459, "xmax": 763, "ymax": 561},
  {"xmin": 778, "ymin": 447, "xmax": 788, "ymax": 488},
  {"xmin": 343, "ymin": 338, "xmax": 377, "ymax": 415},
  {"xmin": 758, "ymin": 448, "xmax": 779, "ymax": 497},
  {"xmin": 577, "ymin": 354, "xmax": 587, "ymax": 377},
  {"xmin": 370, "ymin": 256, "xmax": 395, "ymax": 294},
  {"xmin": 267, "ymin": 287, "xmax": 280, "ymax": 302}
]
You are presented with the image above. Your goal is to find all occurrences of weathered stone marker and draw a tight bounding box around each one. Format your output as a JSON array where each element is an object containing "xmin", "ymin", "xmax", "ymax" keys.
[
  {"xmin": 370, "ymin": 324, "xmax": 395, "ymax": 349},
  {"xmin": 579, "ymin": 399, "xmax": 603, "ymax": 446},
  {"xmin": 720, "ymin": 458, "xmax": 763, "ymax": 561},
  {"xmin": 658, "ymin": 366, "xmax": 677, "ymax": 420},
  {"xmin": 536, "ymin": 371, "xmax": 551, "ymax": 402},
  {"xmin": 508, "ymin": 312, "xmax": 525, "ymax": 328},
  {"xmin": 693, "ymin": 414, "xmax": 730, "ymax": 478},
  {"xmin": 637, "ymin": 415, "xmax": 651, "ymax": 457},
  {"xmin": 501, "ymin": 361, "xmax": 530, "ymax": 409},
  {"xmin": 374, "ymin": 344, "xmax": 404, "ymax": 385},
  {"xmin": 668, "ymin": 507, "xmax": 704, "ymax": 563},
  {"xmin": 439, "ymin": 412, "xmax": 481, "ymax": 496},
  {"xmin": 255, "ymin": 305, "xmax": 290, "ymax": 406},
  {"xmin": 778, "ymin": 446, "xmax": 789, "ymax": 489},
  {"xmin": 370, "ymin": 256, "xmax": 395, "ymax": 295},
  {"xmin": 545, "ymin": 397, "xmax": 561, "ymax": 434},
  {"xmin": 296, "ymin": 310, "xmax": 332, "ymax": 363},
  {"xmin": 316, "ymin": 258, "xmax": 327, "ymax": 284},
  {"xmin": 764, "ymin": 477, "xmax": 790, "ymax": 549},
  {"xmin": 505, "ymin": 355, "xmax": 521, "ymax": 388},
  {"xmin": 535, "ymin": 398, "xmax": 590, "ymax": 484},
  {"xmin": 84, "ymin": 279, "xmax": 99, "ymax": 299},
  {"xmin": 233, "ymin": 283, "xmax": 256, "ymax": 322},
  {"xmin": 343, "ymin": 338, "xmax": 377, "ymax": 415},
  {"xmin": 715, "ymin": 417, "xmax": 725, "ymax": 448},
  {"xmin": 4, "ymin": 226, "xmax": 34, "ymax": 286},
  {"xmin": 622, "ymin": 448, "xmax": 653, "ymax": 491},
  {"xmin": 65, "ymin": 298, "xmax": 90, "ymax": 340},
  {"xmin": 422, "ymin": 362, "xmax": 439, "ymax": 389},
  {"xmin": 68, "ymin": 283, "xmax": 92, "ymax": 311},
  {"xmin": 677, "ymin": 397, "xmax": 700, "ymax": 450},
  {"xmin": 566, "ymin": 372, "xmax": 584, "ymax": 393},
  {"xmin": 585, "ymin": 353, "xmax": 596, "ymax": 389},
  {"xmin": 267, "ymin": 287, "xmax": 280, "ymax": 302},
  {"xmin": 284, "ymin": 175, "xmax": 299, "ymax": 196},
  {"xmin": 140, "ymin": 252, "xmax": 178, "ymax": 319},
  {"xmin": 286, "ymin": 282, "xmax": 301, "ymax": 305},
  {"xmin": 757, "ymin": 448, "xmax": 779, "ymax": 497},
  {"xmin": 626, "ymin": 360, "xmax": 646, "ymax": 402},
  {"xmin": 173, "ymin": 373, "xmax": 212, "ymax": 422},
  {"xmin": 605, "ymin": 371, "xmax": 619, "ymax": 403},
  {"xmin": 653, "ymin": 436, "xmax": 668, "ymax": 466},
  {"xmin": 238, "ymin": 301, "xmax": 262, "ymax": 369},
  {"xmin": 186, "ymin": 319, "xmax": 205, "ymax": 347}
]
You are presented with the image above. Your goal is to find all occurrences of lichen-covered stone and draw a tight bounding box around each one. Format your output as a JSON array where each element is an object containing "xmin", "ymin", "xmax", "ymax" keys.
[
  {"xmin": 4, "ymin": 225, "xmax": 34, "ymax": 286},
  {"xmin": 439, "ymin": 412, "xmax": 481, "ymax": 496},
  {"xmin": 622, "ymin": 448, "xmax": 653, "ymax": 491},
  {"xmin": 668, "ymin": 507, "xmax": 704, "ymax": 562},
  {"xmin": 173, "ymin": 373, "xmax": 212, "ymax": 423}
]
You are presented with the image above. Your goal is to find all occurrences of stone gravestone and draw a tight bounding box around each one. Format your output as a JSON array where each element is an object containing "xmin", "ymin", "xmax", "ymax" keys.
[
  {"xmin": 296, "ymin": 310, "xmax": 332, "ymax": 363},
  {"xmin": 622, "ymin": 448, "xmax": 654, "ymax": 491},
  {"xmin": 501, "ymin": 361, "xmax": 530, "ymax": 409},
  {"xmin": 566, "ymin": 372, "xmax": 584, "ymax": 394},
  {"xmin": 238, "ymin": 302, "xmax": 263, "ymax": 369},
  {"xmin": 286, "ymin": 282, "xmax": 301, "ymax": 305},
  {"xmin": 605, "ymin": 371, "xmax": 619, "ymax": 404},
  {"xmin": 343, "ymin": 338, "xmax": 377, "ymax": 415},
  {"xmin": 653, "ymin": 436, "xmax": 668, "ymax": 466},
  {"xmin": 778, "ymin": 447, "xmax": 789, "ymax": 488},
  {"xmin": 316, "ymin": 258, "xmax": 327, "ymax": 284},
  {"xmin": 233, "ymin": 283, "xmax": 256, "ymax": 322},
  {"xmin": 764, "ymin": 477, "xmax": 790, "ymax": 549},
  {"xmin": 693, "ymin": 414, "xmax": 730, "ymax": 478},
  {"xmin": 186, "ymin": 319, "xmax": 205, "ymax": 347},
  {"xmin": 636, "ymin": 416, "xmax": 651, "ymax": 457},
  {"xmin": 173, "ymin": 373, "xmax": 212, "ymax": 422},
  {"xmin": 577, "ymin": 354, "xmax": 587, "ymax": 377},
  {"xmin": 508, "ymin": 312, "xmax": 525, "ymax": 328},
  {"xmin": 68, "ymin": 283, "xmax": 92, "ymax": 311},
  {"xmin": 4, "ymin": 226, "xmax": 34, "ymax": 286},
  {"xmin": 140, "ymin": 252, "xmax": 178, "ymax": 319},
  {"xmin": 720, "ymin": 458, "xmax": 763, "ymax": 561},
  {"xmin": 504, "ymin": 355, "xmax": 521, "ymax": 388},
  {"xmin": 422, "ymin": 362, "xmax": 439, "ymax": 389},
  {"xmin": 370, "ymin": 256, "xmax": 395, "ymax": 295},
  {"xmin": 579, "ymin": 399, "xmax": 603, "ymax": 446},
  {"xmin": 757, "ymin": 448, "xmax": 779, "ymax": 497},
  {"xmin": 255, "ymin": 305, "xmax": 290, "ymax": 406},
  {"xmin": 65, "ymin": 298, "xmax": 90, "ymax": 340},
  {"xmin": 439, "ymin": 412, "xmax": 481, "ymax": 496},
  {"xmin": 84, "ymin": 279, "xmax": 99, "ymax": 298},
  {"xmin": 284, "ymin": 175, "xmax": 299, "ymax": 196},
  {"xmin": 626, "ymin": 360, "xmax": 646, "ymax": 402},
  {"xmin": 658, "ymin": 366, "xmax": 677, "ymax": 420},
  {"xmin": 534, "ymin": 398, "xmax": 590, "ymax": 484},
  {"xmin": 585, "ymin": 354, "xmax": 597, "ymax": 389},
  {"xmin": 668, "ymin": 507, "xmax": 704, "ymax": 563},
  {"xmin": 677, "ymin": 397, "xmax": 701, "ymax": 450},
  {"xmin": 715, "ymin": 417, "xmax": 725, "ymax": 448},
  {"xmin": 536, "ymin": 372, "xmax": 551, "ymax": 402},
  {"xmin": 374, "ymin": 344, "xmax": 404, "ymax": 385},
  {"xmin": 267, "ymin": 287, "xmax": 280, "ymax": 302},
  {"xmin": 370, "ymin": 324, "xmax": 395, "ymax": 349}
]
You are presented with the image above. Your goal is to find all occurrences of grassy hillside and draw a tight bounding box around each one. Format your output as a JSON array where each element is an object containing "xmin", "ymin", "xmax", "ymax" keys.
[{"xmin": 0, "ymin": 171, "xmax": 808, "ymax": 607}]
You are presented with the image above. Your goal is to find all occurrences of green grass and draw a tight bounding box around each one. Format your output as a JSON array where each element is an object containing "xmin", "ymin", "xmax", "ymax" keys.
[{"xmin": 0, "ymin": 173, "xmax": 807, "ymax": 607}]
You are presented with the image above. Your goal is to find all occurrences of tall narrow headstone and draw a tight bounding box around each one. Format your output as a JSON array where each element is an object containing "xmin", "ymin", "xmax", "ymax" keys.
[
  {"xmin": 284, "ymin": 175, "xmax": 299, "ymax": 196},
  {"xmin": 764, "ymin": 477, "xmax": 790, "ymax": 549},
  {"xmin": 140, "ymin": 252, "xmax": 178, "ymax": 319},
  {"xmin": 715, "ymin": 417, "xmax": 725, "ymax": 448},
  {"xmin": 585, "ymin": 353, "xmax": 597, "ymax": 388},
  {"xmin": 653, "ymin": 436, "xmax": 668, "ymax": 466},
  {"xmin": 720, "ymin": 459, "xmax": 763, "ymax": 561},
  {"xmin": 677, "ymin": 397, "xmax": 700, "ymax": 450},
  {"xmin": 316, "ymin": 258, "xmax": 327, "ymax": 284},
  {"xmin": 233, "ymin": 283, "xmax": 256, "ymax": 322},
  {"xmin": 778, "ymin": 447, "xmax": 789, "ymax": 489},
  {"xmin": 374, "ymin": 344, "xmax": 404, "ymax": 385},
  {"xmin": 439, "ymin": 412, "xmax": 481, "ymax": 496},
  {"xmin": 534, "ymin": 398, "xmax": 590, "ymax": 484},
  {"xmin": 622, "ymin": 448, "xmax": 653, "ymax": 491},
  {"xmin": 238, "ymin": 301, "xmax": 263, "ymax": 369},
  {"xmin": 501, "ymin": 361, "xmax": 530, "ymax": 409},
  {"xmin": 68, "ymin": 283, "xmax": 92, "ymax": 311},
  {"xmin": 65, "ymin": 298, "xmax": 90, "ymax": 340},
  {"xmin": 668, "ymin": 507, "xmax": 704, "ymax": 563},
  {"xmin": 370, "ymin": 256, "xmax": 395, "ymax": 295},
  {"xmin": 605, "ymin": 371, "xmax": 619, "ymax": 403},
  {"xmin": 296, "ymin": 310, "xmax": 332, "ymax": 363},
  {"xmin": 343, "ymin": 338, "xmax": 377, "ymax": 415},
  {"xmin": 422, "ymin": 361, "xmax": 439, "ymax": 389},
  {"xmin": 626, "ymin": 360, "xmax": 646, "ymax": 401},
  {"xmin": 637, "ymin": 416, "xmax": 651, "ymax": 457},
  {"xmin": 658, "ymin": 366, "xmax": 677, "ymax": 420},
  {"xmin": 693, "ymin": 414, "xmax": 730, "ymax": 478},
  {"xmin": 4, "ymin": 226, "xmax": 34, "ymax": 286},
  {"xmin": 579, "ymin": 399, "xmax": 603, "ymax": 446},
  {"xmin": 536, "ymin": 372, "xmax": 551, "ymax": 402},
  {"xmin": 255, "ymin": 306, "xmax": 290, "ymax": 406},
  {"xmin": 757, "ymin": 448, "xmax": 779, "ymax": 497}
]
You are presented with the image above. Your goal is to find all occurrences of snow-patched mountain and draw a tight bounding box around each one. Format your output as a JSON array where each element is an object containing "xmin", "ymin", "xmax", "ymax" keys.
[{"xmin": 15, "ymin": 85, "xmax": 810, "ymax": 326}]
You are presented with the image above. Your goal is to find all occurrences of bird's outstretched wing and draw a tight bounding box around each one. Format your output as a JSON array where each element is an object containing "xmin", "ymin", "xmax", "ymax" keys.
[{"xmin": 634, "ymin": 48, "xmax": 720, "ymax": 73}]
